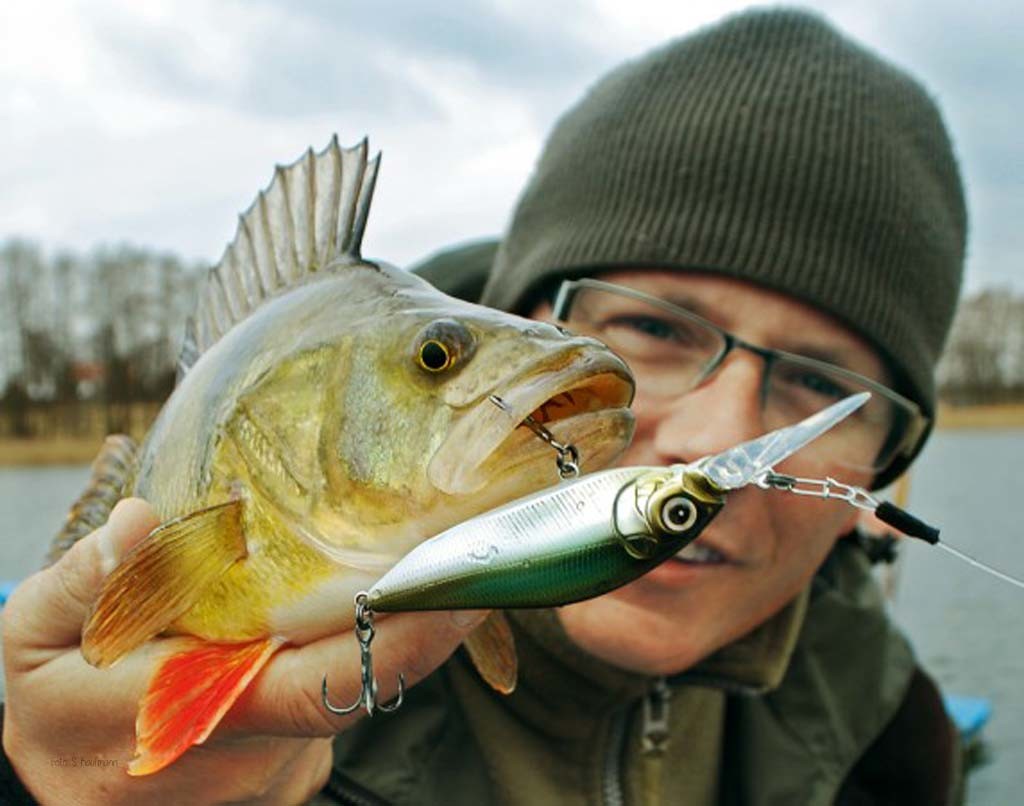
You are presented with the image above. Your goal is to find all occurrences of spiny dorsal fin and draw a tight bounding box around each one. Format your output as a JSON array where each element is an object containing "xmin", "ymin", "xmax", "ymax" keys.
[
  {"xmin": 46, "ymin": 434, "xmax": 138, "ymax": 567},
  {"xmin": 178, "ymin": 135, "xmax": 381, "ymax": 377}
]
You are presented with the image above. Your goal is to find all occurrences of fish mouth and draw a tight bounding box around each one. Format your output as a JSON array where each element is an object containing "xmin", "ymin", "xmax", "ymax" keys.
[{"xmin": 428, "ymin": 348, "xmax": 635, "ymax": 497}]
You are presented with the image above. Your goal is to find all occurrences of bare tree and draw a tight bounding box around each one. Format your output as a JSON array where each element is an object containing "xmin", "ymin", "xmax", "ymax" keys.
[{"xmin": 938, "ymin": 288, "xmax": 1024, "ymax": 404}]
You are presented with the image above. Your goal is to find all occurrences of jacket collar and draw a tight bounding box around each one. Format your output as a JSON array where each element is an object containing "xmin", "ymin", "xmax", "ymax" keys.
[{"xmin": 502, "ymin": 586, "xmax": 809, "ymax": 736}]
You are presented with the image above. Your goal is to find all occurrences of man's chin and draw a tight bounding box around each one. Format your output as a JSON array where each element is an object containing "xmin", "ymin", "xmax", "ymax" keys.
[{"xmin": 555, "ymin": 593, "xmax": 718, "ymax": 677}]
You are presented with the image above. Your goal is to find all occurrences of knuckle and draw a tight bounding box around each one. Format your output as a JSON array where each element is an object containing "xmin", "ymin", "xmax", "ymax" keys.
[
  {"xmin": 247, "ymin": 752, "xmax": 286, "ymax": 801},
  {"xmin": 52, "ymin": 545, "xmax": 95, "ymax": 613},
  {"xmin": 274, "ymin": 654, "xmax": 348, "ymax": 737},
  {"xmin": 391, "ymin": 631, "xmax": 446, "ymax": 683},
  {"xmin": 295, "ymin": 675, "xmax": 349, "ymax": 736},
  {"xmin": 1, "ymin": 584, "xmax": 28, "ymax": 640},
  {"xmin": 248, "ymin": 741, "xmax": 332, "ymax": 806}
]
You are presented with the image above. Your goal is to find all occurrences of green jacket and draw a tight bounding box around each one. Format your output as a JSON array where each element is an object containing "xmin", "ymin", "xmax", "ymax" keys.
[{"xmin": 316, "ymin": 539, "xmax": 959, "ymax": 805}]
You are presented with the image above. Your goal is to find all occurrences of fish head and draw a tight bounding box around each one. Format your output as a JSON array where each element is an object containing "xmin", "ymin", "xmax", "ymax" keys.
[{"xmin": 317, "ymin": 266, "xmax": 635, "ymax": 546}]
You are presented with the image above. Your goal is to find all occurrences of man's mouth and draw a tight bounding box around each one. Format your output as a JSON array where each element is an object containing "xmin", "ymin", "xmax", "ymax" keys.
[{"xmin": 673, "ymin": 541, "xmax": 729, "ymax": 565}]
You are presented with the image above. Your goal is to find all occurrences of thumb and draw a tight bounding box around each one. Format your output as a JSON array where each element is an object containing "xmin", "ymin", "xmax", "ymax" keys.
[{"xmin": 3, "ymin": 498, "xmax": 160, "ymax": 651}]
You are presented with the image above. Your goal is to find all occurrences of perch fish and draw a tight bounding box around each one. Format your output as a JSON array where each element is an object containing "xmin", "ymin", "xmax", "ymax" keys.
[{"xmin": 77, "ymin": 136, "xmax": 635, "ymax": 775}]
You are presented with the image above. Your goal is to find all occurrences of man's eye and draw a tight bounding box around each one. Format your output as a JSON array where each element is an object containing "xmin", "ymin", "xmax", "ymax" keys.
[
  {"xmin": 611, "ymin": 315, "xmax": 679, "ymax": 341},
  {"xmin": 784, "ymin": 368, "xmax": 850, "ymax": 399}
]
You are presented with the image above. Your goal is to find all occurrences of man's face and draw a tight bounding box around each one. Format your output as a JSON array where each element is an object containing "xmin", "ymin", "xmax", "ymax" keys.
[{"xmin": 533, "ymin": 270, "xmax": 884, "ymax": 675}]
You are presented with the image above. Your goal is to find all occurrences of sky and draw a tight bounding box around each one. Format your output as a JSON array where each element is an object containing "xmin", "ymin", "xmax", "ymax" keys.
[{"xmin": 1, "ymin": 0, "xmax": 1021, "ymax": 292}]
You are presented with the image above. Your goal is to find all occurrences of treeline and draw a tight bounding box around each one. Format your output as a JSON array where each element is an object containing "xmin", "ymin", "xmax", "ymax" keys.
[
  {"xmin": 936, "ymin": 289, "xmax": 1024, "ymax": 405},
  {"xmin": 0, "ymin": 239, "xmax": 203, "ymax": 439},
  {"xmin": 0, "ymin": 236, "xmax": 1021, "ymax": 442}
]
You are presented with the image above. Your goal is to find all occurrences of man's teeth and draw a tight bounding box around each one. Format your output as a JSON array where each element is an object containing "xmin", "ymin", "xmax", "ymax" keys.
[{"xmin": 675, "ymin": 543, "xmax": 727, "ymax": 564}]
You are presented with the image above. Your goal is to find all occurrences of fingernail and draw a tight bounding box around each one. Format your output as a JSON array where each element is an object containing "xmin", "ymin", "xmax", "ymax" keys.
[{"xmin": 451, "ymin": 610, "xmax": 489, "ymax": 629}]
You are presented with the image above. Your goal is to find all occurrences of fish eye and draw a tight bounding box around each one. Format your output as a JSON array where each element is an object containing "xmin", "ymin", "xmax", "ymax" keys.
[
  {"xmin": 419, "ymin": 340, "xmax": 452, "ymax": 372},
  {"xmin": 413, "ymin": 318, "xmax": 476, "ymax": 375}
]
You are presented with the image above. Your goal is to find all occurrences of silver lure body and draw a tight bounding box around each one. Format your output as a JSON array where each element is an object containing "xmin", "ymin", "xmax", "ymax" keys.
[{"xmin": 366, "ymin": 464, "xmax": 725, "ymax": 612}]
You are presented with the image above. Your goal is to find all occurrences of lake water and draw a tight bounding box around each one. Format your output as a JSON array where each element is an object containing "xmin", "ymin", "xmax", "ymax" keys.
[{"xmin": 1, "ymin": 432, "xmax": 1022, "ymax": 802}]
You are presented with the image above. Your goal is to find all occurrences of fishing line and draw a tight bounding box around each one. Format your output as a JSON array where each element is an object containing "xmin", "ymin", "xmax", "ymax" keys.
[
  {"xmin": 936, "ymin": 542, "xmax": 1024, "ymax": 591},
  {"xmin": 758, "ymin": 470, "xmax": 1024, "ymax": 591}
]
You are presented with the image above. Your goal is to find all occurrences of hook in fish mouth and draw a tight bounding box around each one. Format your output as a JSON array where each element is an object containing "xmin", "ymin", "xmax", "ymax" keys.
[
  {"xmin": 427, "ymin": 349, "xmax": 634, "ymax": 497},
  {"xmin": 488, "ymin": 394, "xmax": 581, "ymax": 479}
]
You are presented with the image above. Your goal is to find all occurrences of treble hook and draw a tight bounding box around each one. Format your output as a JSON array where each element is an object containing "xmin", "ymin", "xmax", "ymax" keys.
[{"xmin": 322, "ymin": 592, "xmax": 405, "ymax": 716}]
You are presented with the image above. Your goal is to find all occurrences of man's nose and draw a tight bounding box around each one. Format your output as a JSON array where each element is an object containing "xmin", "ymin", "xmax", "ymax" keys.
[{"xmin": 650, "ymin": 351, "xmax": 767, "ymax": 465}]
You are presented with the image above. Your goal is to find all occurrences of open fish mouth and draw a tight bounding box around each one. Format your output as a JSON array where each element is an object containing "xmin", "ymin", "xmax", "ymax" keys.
[{"xmin": 428, "ymin": 349, "xmax": 635, "ymax": 496}]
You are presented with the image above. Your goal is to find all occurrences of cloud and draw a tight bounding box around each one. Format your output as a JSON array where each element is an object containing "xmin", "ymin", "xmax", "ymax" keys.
[
  {"xmin": 263, "ymin": 0, "xmax": 609, "ymax": 90},
  {"xmin": 0, "ymin": 0, "xmax": 1020, "ymax": 291},
  {"xmin": 85, "ymin": 2, "xmax": 440, "ymax": 122},
  {"xmin": 856, "ymin": 0, "xmax": 1024, "ymax": 290},
  {"xmin": 85, "ymin": 0, "xmax": 611, "ymax": 125}
]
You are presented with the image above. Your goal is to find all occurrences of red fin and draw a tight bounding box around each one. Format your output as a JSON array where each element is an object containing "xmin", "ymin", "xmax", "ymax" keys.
[{"xmin": 128, "ymin": 636, "xmax": 283, "ymax": 776}]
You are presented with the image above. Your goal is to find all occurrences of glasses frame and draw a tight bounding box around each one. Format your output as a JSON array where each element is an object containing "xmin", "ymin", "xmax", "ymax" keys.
[{"xmin": 552, "ymin": 278, "xmax": 929, "ymax": 472}]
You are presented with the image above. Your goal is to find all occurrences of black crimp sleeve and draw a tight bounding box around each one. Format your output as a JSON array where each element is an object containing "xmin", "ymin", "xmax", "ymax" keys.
[{"xmin": 875, "ymin": 501, "xmax": 940, "ymax": 545}]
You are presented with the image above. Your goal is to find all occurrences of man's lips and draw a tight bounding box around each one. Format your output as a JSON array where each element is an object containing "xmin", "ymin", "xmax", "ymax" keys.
[{"xmin": 672, "ymin": 538, "xmax": 733, "ymax": 566}]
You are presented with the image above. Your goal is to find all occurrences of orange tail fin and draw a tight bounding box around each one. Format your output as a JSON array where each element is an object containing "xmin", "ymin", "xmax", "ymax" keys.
[{"xmin": 129, "ymin": 636, "xmax": 283, "ymax": 776}]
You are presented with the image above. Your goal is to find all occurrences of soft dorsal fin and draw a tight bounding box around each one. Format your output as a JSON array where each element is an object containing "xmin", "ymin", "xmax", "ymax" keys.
[{"xmin": 177, "ymin": 135, "xmax": 381, "ymax": 379}]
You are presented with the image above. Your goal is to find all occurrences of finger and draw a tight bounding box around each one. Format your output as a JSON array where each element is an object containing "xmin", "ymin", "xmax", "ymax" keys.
[
  {"xmin": 4, "ymin": 498, "xmax": 160, "ymax": 650},
  {"xmin": 248, "ymin": 738, "xmax": 334, "ymax": 806},
  {"xmin": 228, "ymin": 609, "xmax": 489, "ymax": 737}
]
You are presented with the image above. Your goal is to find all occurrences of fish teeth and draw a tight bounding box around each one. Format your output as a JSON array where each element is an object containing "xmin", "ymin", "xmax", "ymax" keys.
[{"xmin": 675, "ymin": 542, "xmax": 726, "ymax": 564}]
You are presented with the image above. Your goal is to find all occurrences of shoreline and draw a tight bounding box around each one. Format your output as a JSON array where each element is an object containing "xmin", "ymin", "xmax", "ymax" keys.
[
  {"xmin": 1, "ymin": 403, "xmax": 1022, "ymax": 467},
  {"xmin": 933, "ymin": 402, "xmax": 1024, "ymax": 430},
  {"xmin": 0, "ymin": 437, "xmax": 108, "ymax": 467}
]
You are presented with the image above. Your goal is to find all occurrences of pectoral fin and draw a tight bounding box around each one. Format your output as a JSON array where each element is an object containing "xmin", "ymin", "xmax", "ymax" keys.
[
  {"xmin": 130, "ymin": 636, "xmax": 283, "ymax": 775},
  {"xmin": 463, "ymin": 611, "xmax": 518, "ymax": 694},
  {"xmin": 82, "ymin": 500, "xmax": 247, "ymax": 668}
]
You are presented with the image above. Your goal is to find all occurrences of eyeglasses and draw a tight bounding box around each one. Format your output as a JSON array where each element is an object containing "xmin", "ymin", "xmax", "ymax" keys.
[{"xmin": 552, "ymin": 278, "xmax": 928, "ymax": 474}]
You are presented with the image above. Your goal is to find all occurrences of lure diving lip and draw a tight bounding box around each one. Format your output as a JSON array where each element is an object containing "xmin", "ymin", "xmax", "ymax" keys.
[{"xmin": 695, "ymin": 391, "xmax": 871, "ymax": 492}]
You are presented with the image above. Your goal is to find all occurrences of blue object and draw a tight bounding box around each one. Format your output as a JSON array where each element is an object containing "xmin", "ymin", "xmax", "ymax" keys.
[
  {"xmin": 0, "ymin": 579, "xmax": 18, "ymax": 606},
  {"xmin": 945, "ymin": 694, "xmax": 993, "ymax": 741}
]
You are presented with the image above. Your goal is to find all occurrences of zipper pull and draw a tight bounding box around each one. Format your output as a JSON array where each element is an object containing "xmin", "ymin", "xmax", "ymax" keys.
[{"xmin": 641, "ymin": 676, "xmax": 672, "ymax": 756}]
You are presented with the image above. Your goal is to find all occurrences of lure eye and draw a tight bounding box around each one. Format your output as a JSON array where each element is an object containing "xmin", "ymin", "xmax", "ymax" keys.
[
  {"xmin": 419, "ymin": 340, "xmax": 452, "ymax": 372},
  {"xmin": 413, "ymin": 318, "xmax": 476, "ymax": 376},
  {"xmin": 658, "ymin": 496, "xmax": 698, "ymax": 534}
]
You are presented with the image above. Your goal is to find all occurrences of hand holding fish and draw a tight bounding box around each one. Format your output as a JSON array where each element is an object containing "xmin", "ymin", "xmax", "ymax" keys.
[{"xmin": 1, "ymin": 499, "xmax": 488, "ymax": 804}]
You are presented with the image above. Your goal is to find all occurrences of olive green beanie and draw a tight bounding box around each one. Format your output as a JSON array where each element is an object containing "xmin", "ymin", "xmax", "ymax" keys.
[{"xmin": 481, "ymin": 8, "xmax": 967, "ymax": 481}]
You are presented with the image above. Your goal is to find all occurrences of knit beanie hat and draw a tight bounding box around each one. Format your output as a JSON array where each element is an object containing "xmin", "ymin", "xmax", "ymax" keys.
[
  {"xmin": 481, "ymin": 8, "xmax": 967, "ymax": 484},
  {"xmin": 412, "ymin": 239, "xmax": 499, "ymax": 303}
]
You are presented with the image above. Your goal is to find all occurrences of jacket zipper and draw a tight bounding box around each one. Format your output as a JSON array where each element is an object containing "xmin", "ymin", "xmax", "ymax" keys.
[
  {"xmin": 641, "ymin": 676, "xmax": 672, "ymax": 806},
  {"xmin": 602, "ymin": 707, "xmax": 628, "ymax": 806},
  {"xmin": 602, "ymin": 676, "xmax": 672, "ymax": 806}
]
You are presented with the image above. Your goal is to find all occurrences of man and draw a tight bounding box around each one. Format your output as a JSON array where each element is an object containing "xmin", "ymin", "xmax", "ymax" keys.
[{"xmin": 2, "ymin": 8, "xmax": 965, "ymax": 804}]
